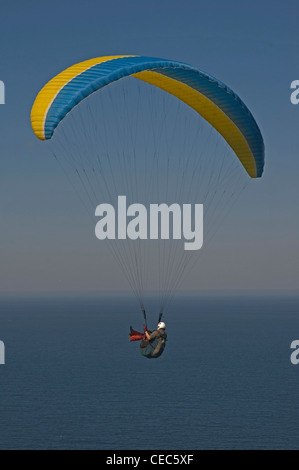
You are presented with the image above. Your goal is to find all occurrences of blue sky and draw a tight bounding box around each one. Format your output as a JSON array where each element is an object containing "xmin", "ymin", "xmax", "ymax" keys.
[{"xmin": 0, "ymin": 0, "xmax": 298, "ymax": 295}]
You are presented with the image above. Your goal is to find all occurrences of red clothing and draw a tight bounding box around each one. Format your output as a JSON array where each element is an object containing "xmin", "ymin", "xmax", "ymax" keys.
[{"xmin": 129, "ymin": 328, "xmax": 145, "ymax": 342}]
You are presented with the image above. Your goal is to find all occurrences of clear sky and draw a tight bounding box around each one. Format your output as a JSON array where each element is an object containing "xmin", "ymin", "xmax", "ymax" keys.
[{"xmin": 0, "ymin": 0, "xmax": 298, "ymax": 295}]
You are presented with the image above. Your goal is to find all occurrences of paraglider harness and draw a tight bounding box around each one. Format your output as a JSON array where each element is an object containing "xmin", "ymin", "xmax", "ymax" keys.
[{"xmin": 140, "ymin": 309, "xmax": 167, "ymax": 359}]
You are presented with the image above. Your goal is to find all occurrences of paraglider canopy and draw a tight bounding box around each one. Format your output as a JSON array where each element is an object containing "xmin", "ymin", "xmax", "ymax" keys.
[{"xmin": 31, "ymin": 55, "xmax": 264, "ymax": 178}]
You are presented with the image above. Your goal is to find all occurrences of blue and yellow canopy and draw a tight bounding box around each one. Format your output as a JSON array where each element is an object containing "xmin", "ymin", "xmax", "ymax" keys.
[{"xmin": 31, "ymin": 55, "xmax": 264, "ymax": 177}]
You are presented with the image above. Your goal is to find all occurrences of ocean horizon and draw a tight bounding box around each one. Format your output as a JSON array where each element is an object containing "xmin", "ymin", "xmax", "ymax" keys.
[{"xmin": 0, "ymin": 293, "xmax": 298, "ymax": 450}]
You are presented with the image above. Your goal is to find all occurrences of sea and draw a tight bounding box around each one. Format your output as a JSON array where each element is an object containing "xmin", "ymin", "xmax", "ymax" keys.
[{"xmin": 0, "ymin": 293, "xmax": 298, "ymax": 450}]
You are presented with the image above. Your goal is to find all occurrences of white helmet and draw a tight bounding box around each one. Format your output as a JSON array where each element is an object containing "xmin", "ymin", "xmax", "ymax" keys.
[{"xmin": 157, "ymin": 321, "xmax": 166, "ymax": 330}]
